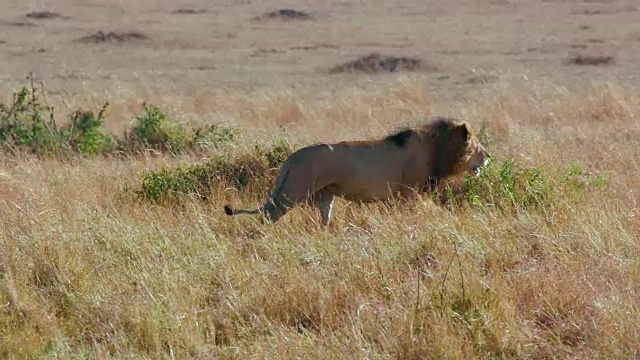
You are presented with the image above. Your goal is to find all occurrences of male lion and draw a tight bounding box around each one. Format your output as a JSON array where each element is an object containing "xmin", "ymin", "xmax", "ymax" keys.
[{"xmin": 224, "ymin": 117, "xmax": 489, "ymax": 226}]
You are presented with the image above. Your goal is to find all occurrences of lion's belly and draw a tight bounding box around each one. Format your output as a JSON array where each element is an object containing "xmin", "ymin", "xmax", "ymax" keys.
[
  {"xmin": 326, "ymin": 167, "xmax": 406, "ymax": 201},
  {"xmin": 331, "ymin": 181, "xmax": 400, "ymax": 202}
]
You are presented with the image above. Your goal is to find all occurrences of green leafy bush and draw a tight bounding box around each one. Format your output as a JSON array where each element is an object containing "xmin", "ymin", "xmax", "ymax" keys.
[
  {"xmin": 0, "ymin": 75, "xmax": 114, "ymax": 156},
  {"xmin": 0, "ymin": 78, "xmax": 60, "ymax": 154},
  {"xmin": 193, "ymin": 124, "xmax": 239, "ymax": 150},
  {"xmin": 136, "ymin": 140, "xmax": 296, "ymax": 203},
  {"xmin": 126, "ymin": 103, "xmax": 239, "ymax": 153},
  {"xmin": 138, "ymin": 164, "xmax": 214, "ymax": 202},
  {"xmin": 446, "ymin": 158, "xmax": 605, "ymax": 212},
  {"xmin": 63, "ymin": 105, "xmax": 116, "ymax": 155},
  {"xmin": 0, "ymin": 75, "xmax": 239, "ymax": 157},
  {"xmin": 128, "ymin": 103, "xmax": 172, "ymax": 150},
  {"xmin": 263, "ymin": 138, "xmax": 294, "ymax": 168}
]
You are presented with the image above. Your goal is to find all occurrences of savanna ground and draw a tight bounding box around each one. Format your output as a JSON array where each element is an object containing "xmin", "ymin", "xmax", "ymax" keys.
[{"xmin": 1, "ymin": 0, "xmax": 639, "ymax": 359}]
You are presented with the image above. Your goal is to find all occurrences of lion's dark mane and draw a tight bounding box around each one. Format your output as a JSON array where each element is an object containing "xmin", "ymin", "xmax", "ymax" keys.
[{"xmin": 384, "ymin": 117, "xmax": 469, "ymax": 191}]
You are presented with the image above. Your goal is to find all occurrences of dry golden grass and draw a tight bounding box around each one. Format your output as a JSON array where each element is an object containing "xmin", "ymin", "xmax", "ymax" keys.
[
  {"xmin": 0, "ymin": 79, "xmax": 638, "ymax": 359},
  {"xmin": 1, "ymin": 0, "xmax": 640, "ymax": 358}
]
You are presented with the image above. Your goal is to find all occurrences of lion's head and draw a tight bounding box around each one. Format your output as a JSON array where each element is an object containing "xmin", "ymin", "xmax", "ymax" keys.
[
  {"xmin": 457, "ymin": 123, "xmax": 489, "ymax": 176},
  {"xmin": 417, "ymin": 118, "xmax": 490, "ymax": 180}
]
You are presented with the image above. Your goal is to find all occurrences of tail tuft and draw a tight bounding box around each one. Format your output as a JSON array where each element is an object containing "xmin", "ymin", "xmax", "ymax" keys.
[{"xmin": 224, "ymin": 205, "xmax": 233, "ymax": 216}]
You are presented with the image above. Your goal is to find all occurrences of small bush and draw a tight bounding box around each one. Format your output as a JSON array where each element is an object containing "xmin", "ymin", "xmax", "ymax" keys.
[
  {"xmin": 63, "ymin": 104, "xmax": 116, "ymax": 155},
  {"xmin": 127, "ymin": 103, "xmax": 172, "ymax": 151},
  {"xmin": 171, "ymin": 8, "xmax": 207, "ymax": 15},
  {"xmin": 262, "ymin": 138, "xmax": 295, "ymax": 168},
  {"xmin": 328, "ymin": 53, "xmax": 428, "ymax": 74},
  {"xmin": 0, "ymin": 82, "xmax": 60, "ymax": 154},
  {"xmin": 0, "ymin": 75, "xmax": 240, "ymax": 158},
  {"xmin": 567, "ymin": 52, "xmax": 615, "ymax": 66},
  {"xmin": 76, "ymin": 31, "xmax": 149, "ymax": 44},
  {"xmin": 25, "ymin": 11, "xmax": 64, "ymax": 20},
  {"xmin": 136, "ymin": 140, "xmax": 296, "ymax": 203},
  {"xmin": 193, "ymin": 124, "xmax": 239, "ymax": 150},
  {"xmin": 126, "ymin": 103, "xmax": 238, "ymax": 153},
  {"xmin": 255, "ymin": 9, "xmax": 313, "ymax": 21},
  {"xmin": 138, "ymin": 164, "xmax": 214, "ymax": 202},
  {"xmin": 445, "ymin": 158, "xmax": 605, "ymax": 212},
  {"xmin": 0, "ymin": 74, "xmax": 113, "ymax": 156}
]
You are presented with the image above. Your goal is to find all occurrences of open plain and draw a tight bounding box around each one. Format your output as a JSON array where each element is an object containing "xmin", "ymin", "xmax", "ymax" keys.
[{"xmin": 0, "ymin": 0, "xmax": 639, "ymax": 358}]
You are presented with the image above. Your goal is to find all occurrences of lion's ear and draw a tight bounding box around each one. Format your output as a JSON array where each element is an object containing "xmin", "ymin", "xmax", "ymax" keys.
[
  {"xmin": 464, "ymin": 123, "xmax": 473, "ymax": 140},
  {"xmin": 456, "ymin": 123, "xmax": 472, "ymax": 141}
]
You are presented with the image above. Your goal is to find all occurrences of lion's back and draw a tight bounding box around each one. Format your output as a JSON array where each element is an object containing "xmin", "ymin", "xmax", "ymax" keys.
[{"xmin": 280, "ymin": 140, "xmax": 408, "ymax": 200}]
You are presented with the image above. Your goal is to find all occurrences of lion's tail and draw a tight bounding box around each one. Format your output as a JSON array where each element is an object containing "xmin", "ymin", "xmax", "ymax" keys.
[
  {"xmin": 223, "ymin": 204, "xmax": 261, "ymax": 216},
  {"xmin": 223, "ymin": 157, "xmax": 293, "ymax": 218}
]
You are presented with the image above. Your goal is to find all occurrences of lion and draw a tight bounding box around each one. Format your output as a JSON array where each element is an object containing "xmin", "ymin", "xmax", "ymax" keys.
[{"xmin": 224, "ymin": 117, "xmax": 489, "ymax": 226}]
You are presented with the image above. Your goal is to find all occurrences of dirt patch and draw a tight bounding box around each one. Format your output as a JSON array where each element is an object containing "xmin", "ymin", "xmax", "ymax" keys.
[
  {"xmin": 172, "ymin": 8, "xmax": 207, "ymax": 15},
  {"xmin": 6, "ymin": 21, "xmax": 37, "ymax": 27},
  {"xmin": 576, "ymin": 9, "xmax": 605, "ymax": 15},
  {"xmin": 567, "ymin": 52, "xmax": 615, "ymax": 66},
  {"xmin": 572, "ymin": 5, "xmax": 637, "ymax": 14},
  {"xmin": 249, "ymin": 48, "xmax": 284, "ymax": 57},
  {"xmin": 464, "ymin": 74, "xmax": 499, "ymax": 85},
  {"xmin": 328, "ymin": 53, "xmax": 427, "ymax": 74},
  {"xmin": 290, "ymin": 43, "xmax": 338, "ymax": 51},
  {"xmin": 25, "ymin": 11, "xmax": 66, "ymax": 20},
  {"xmin": 194, "ymin": 65, "xmax": 217, "ymax": 71},
  {"xmin": 255, "ymin": 9, "xmax": 313, "ymax": 21},
  {"xmin": 76, "ymin": 31, "xmax": 150, "ymax": 44}
]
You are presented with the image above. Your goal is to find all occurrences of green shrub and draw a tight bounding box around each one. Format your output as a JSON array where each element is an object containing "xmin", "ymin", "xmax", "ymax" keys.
[
  {"xmin": 126, "ymin": 103, "xmax": 239, "ymax": 153},
  {"xmin": 138, "ymin": 164, "xmax": 214, "ymax": 202},
  {"xmin": 447, "ymin": 158, "xmax": 605, "ymax": 212},
  {"xmin": 0, "ymin": 75, "xmax": 115, "ymax": 156},
  {"xmin": 193, "ymin": 124, "xmax": 239, "ymax": 150},
  {"xmin": 263, "ymin": 138, "xmax": 294, "ymax": 168},
  {"xmin": 128, "ymin": 103, "xmax": 171, "ymax": 150},
  {"xmin": 136, "ymin": 139, "xmax": 296, "ymax": 203},
  {"xmin": 0, "ymin": 75, "xmax": 239, "ymax": 157},
  {"xmin": 62, "ymin": 104, "xmax": 116, "ymax": 155},
  {"xmin": 0, "ymin": 77, "xmax": 60, "ymax": 154}
]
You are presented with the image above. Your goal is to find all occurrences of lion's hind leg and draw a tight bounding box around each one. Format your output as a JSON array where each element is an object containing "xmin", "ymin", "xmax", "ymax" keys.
[
  {"xmin": 263, "ymin": 196, "xmax": 296, "ymax": 224},
  {"xmin": 313, "ymin": 189, "xmax": 335, "ymax": 226}
]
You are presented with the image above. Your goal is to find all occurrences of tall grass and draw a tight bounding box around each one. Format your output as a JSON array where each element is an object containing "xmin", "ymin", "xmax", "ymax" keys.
[{"xmin": 0, "ymin": 79, "xmax": 638, "ymax": 359}]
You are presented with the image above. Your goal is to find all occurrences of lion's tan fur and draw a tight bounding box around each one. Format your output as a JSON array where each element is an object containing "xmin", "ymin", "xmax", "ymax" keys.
[{"xmin": 224, "ymin": 117, "xmax": 488, "ymax": 225}]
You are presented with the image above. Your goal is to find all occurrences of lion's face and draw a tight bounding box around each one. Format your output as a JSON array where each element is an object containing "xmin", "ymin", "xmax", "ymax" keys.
[{"xmin": 457, "ymin": 124, "xmax": 489, "ymax": 176}]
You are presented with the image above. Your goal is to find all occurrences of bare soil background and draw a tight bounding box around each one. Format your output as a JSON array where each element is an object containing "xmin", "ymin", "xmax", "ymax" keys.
[{"xmin": 2, "ymin": 0, "xmax": 639, "ymax": 98}]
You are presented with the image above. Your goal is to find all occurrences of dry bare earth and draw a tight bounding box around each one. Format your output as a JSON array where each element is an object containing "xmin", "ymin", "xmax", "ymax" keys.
[{"xmin": 0, "ymin": 0, "xmax": 639, "ymax": 359}]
